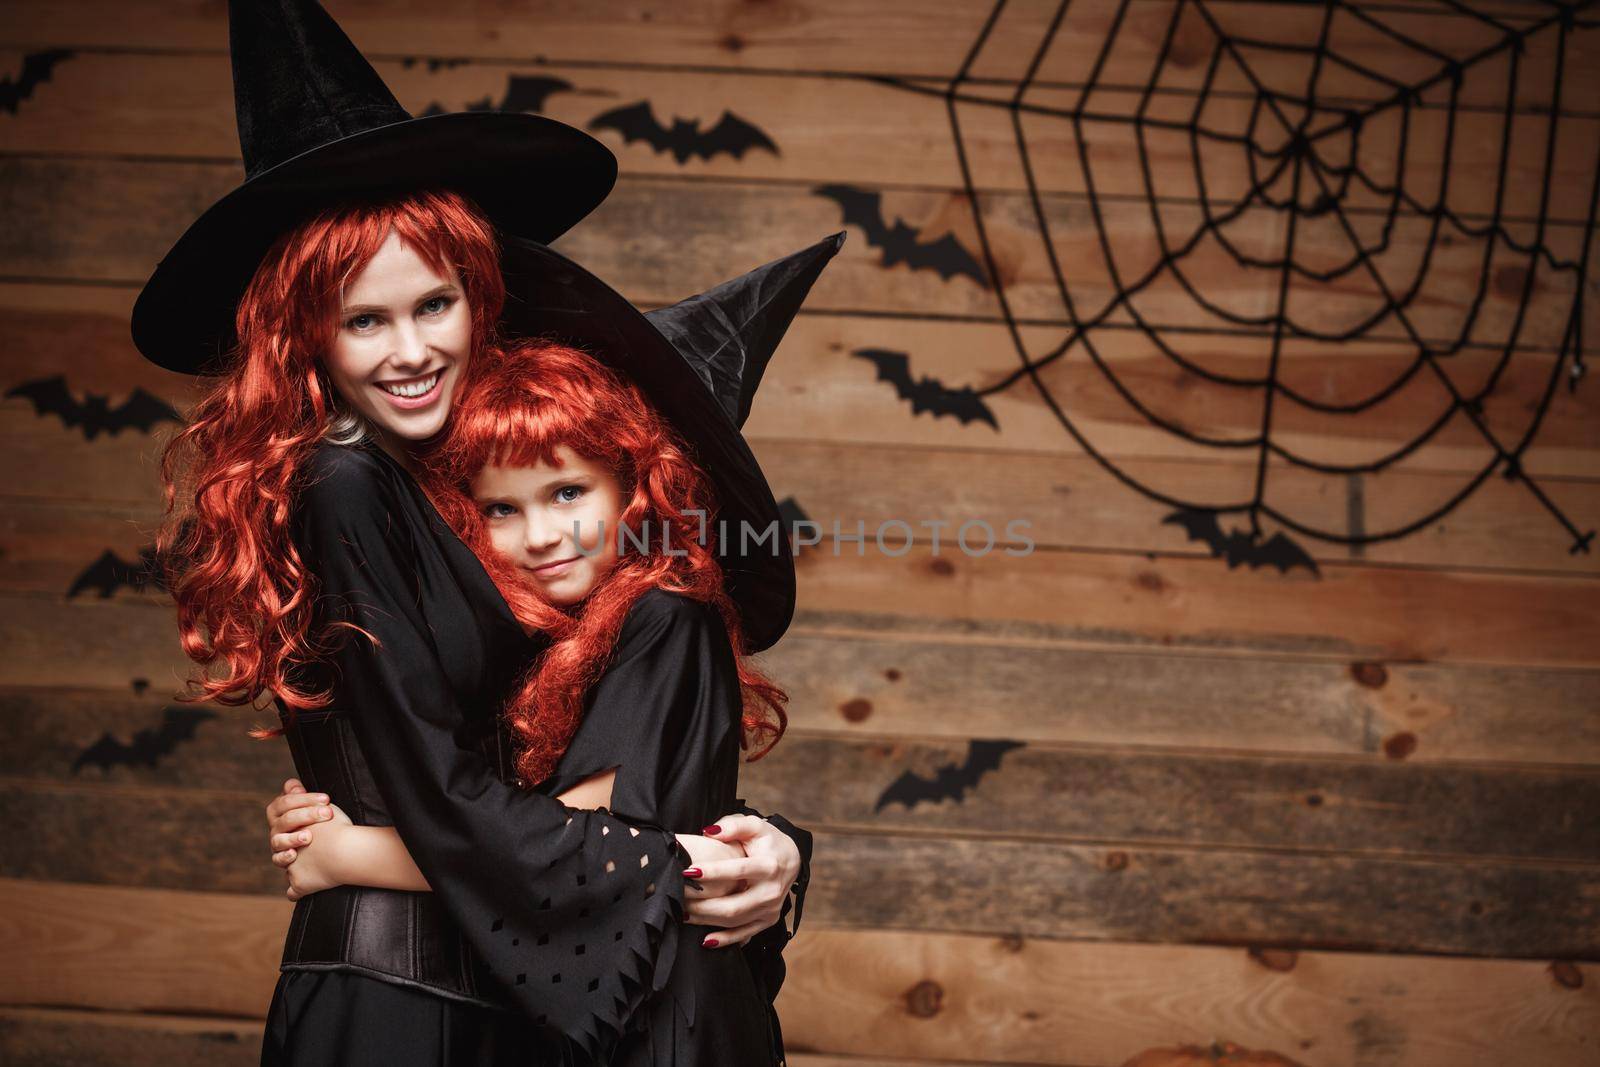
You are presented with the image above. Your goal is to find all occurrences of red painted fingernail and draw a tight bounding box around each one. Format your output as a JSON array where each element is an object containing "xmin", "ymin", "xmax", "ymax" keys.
[
  {"xmin": 682, "ymin": 867, "xmax": 703, "ymax": 879},
  {"xmin": 701, "ymin": 825, "xmax": 721, "ymax": 835},
  {"xmin": 702, "ymin": 937, "xmax": 719, "ymax": 948}
]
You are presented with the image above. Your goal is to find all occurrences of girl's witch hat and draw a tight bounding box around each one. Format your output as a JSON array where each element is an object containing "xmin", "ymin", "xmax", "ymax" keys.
[
  {"xmin": 131, "ymin": 0, "xmax": 618, "ymax": 374},
  {"xmin": 496, "ymin": 229, "xmax": 847, "ymax": 653}
]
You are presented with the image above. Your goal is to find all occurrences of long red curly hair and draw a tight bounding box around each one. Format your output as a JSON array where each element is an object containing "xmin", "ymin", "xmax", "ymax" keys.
[
  {"xmin": 157, "ymin": 187, "xmax": 506, "ymax": 713},
  {"xmin": 420, "ymin": 340, "xmax": 788, "ymax": 787},
  {"xmin": 157, "ymin": 187, "xmax": 785, "ymax": 783}
]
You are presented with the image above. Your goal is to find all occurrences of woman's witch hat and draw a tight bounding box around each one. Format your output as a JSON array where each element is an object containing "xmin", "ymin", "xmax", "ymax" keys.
[
  {"xmin": 129, "ymin": 0, "xmax": 847, "ymax": 650},
  {"xmin": 131, "ymin": 0, "xmax": 618, "ymax": 374}
]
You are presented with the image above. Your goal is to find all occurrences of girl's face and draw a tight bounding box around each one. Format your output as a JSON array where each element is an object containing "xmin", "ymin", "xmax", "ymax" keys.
[
  {"xmin": 472, "ymin": 445, "xmax": 626, "ymax": 608},
  {"xmin": 325, "ymin": 229, "xmax": 471, "ymax": 460}
]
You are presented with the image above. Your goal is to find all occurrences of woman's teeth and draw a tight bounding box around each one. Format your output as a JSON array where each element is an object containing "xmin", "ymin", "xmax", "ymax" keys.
[{"xmin": 378, "ymin": 371, "xmax": 441, "ymax": 398}]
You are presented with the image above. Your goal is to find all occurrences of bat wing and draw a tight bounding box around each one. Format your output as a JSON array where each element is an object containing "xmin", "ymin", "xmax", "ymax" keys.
[
  {"xmin": 1252, "ymin": 531, "xmax": 1321, "ymax": 577},
  {"xmin": 1, "ymin": 50, "xmax": 74, "ymax": 113},
  {"xmin": 109, "ymin": 389, "xmax": 181, "ymax": 435},
  {"xmin": 881, "ymin": 221, "xmax": 987, "ymax": 286},
  {"xmin": 931, "ymin": 739, "xmax": 1023, "ymax": 804},
  {"xmin": 67, "ymin": 550, "xmax": 128, "ymax": 599},
  {"xmin": 852, "ymin": 348, "xmax": 915, "ymax": 396},
  {"xmin": 6, "ymin": 375, "xmax": 82, "ymax": 428},
  {"xmin": 874, "ymin": 767, "xmax": 939, "ymax": 812},
  {"xmin": 71, "ymin": 733, "xmax": 127, "ymax": 773},
  {"xmin": 701, "ymin": 111, "xmax": 779, "ymax": 160},
  {"xmin": 156, "ymin": 707, "xmax": 218, "ymax": 747},
  {"xmin": 814, "ymin": 185, "xmax": 891, "ymax": 246},
  {"xmin": 496, "ymin": 75, "xmax": 574, "ymax": 114},
  {"xmin": 924, "ymin": 385, "xmax": 999, "ymax": 429},
  {"xmin": 963, "ymin": 739, "xmax": 1025, "ymax": 778},
  {"xmin": 1161, "ymin": 508, "xmax": 1225, "ymax": 552},
  {"xmin": 589, "ymin": 101, "xmax": 672, "ymax": 152}
]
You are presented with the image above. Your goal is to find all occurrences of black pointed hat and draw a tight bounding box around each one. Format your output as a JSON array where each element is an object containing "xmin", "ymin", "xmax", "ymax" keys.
[
  {"xmin": 495, "ymin": 230, "xmax": 847, "ymax": 653},
  {"xmin": 131, "ymin": 0, "xmax": 618, "ymax": 374}
]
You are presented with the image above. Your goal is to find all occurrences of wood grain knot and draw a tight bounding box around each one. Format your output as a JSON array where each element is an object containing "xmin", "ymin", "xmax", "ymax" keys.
[
  {"xmin": 928, "ymin": 557, "xmax": 956, "ymax": 577},
  {"xmin": 1382, "ymin": 731, "xmax": 1417, "ymax": 760},
  {"xmin": 1248, "ymin": 946, "xmax": 1299, "ymax": 972},
  {"xmin": 1349, "ymin": 661, "xmax": 1388, "ymax": 688},
  {"xmin": 838, "ymin": 698, "xmax": 873, "ymax": 723},
  {"xmin": 883, "ymin": 667, "xmax": 902, "ymax": 682},
  {"xmin": 903, "ymin": 979, "xmax": 943, "ymax": 1018},
  {"xmin": 1549, "ymin": 960, "xmax": 1583, "ymax": 989},
  {"xmin": 1103, "ymin": 850, "xmax": 1129, "ymax": 871}
]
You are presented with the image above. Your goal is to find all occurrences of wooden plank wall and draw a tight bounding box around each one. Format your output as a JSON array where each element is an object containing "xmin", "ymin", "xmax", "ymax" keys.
[{"xmin": 2, "ymin": 1, "xmax": 1598, "ymax": 1064}]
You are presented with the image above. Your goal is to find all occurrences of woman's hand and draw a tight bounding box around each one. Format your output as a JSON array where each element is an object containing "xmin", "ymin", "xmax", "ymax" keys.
[
  {"xmin": 680, "ymin": 813, "xmax": 802, "ymax": 949},
  {"xmin": 267, "ymin": 777, "xmax": 349, "ymax": 901}
]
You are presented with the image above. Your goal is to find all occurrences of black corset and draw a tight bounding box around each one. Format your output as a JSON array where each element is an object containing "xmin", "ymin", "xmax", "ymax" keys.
[{"xmin": 274, "ymin": 704, "xmax": 511, "ymax": 1008}]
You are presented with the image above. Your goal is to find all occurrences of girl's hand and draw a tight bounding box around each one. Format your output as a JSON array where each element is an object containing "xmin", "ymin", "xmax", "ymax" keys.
[
  {"xmin": 266, "ymin": 777, "xmax": 334, "ymax": 857},
  {"xmin": 681, "ymin": 814, "xmax": 802, "ymax": 949},
  {"xmin": 273, "ymin": 802, "xmax": 354, "ymax": 902},
  {"xmin": 267, "ymin": 777, "xmax": 348, "ymax": 902}
]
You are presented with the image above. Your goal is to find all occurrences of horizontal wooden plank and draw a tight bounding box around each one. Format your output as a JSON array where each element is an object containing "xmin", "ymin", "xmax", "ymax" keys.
[
  {"xmin": 5, "ymin": 511, "xmax": 1600, "ymax": 680},
  {"xmin": 3, "ymin": 155, "xmax": 1593, "ymax": 357},
  {"xmin": 4, "ymin": 776, "xmax": 1596, "ymax": 957},
  {"xmin": 4, "ymin": 688, "xmax": 1597, "ymax": 864},
  {"xmin": 4, "ymin": 407, "xmax": 1599, "ymax": 577},
  {"xmin": 6, "ymin": 579, "xmax": 1600, "ymax": 771},
  {"xmin": 3, "ymin": 878, "xmax": 1595, "ymax": 1065},
  {"xmin": 2, "ymin": 0, "xmax": 1594, "ymax": 112},
  {"xmin": 0, "ymin": 1008, "xmax": 262, "ymax": 1067},
  {"xmin": 2, "ymin": 283, "xmax": 1598, "ymax": 574},
  {"xmin": 0, "ymin": 1007, "xmax": 946, "ymax": 1067},
  {"xmin": 3, "ymin": 50, "xmax": 1595, "ymax": 224}
]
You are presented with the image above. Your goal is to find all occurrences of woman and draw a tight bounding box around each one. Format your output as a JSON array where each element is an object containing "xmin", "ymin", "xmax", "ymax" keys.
[
  {"xmin": 132, "ymin": 1, "xmax": 834, "ymax": 1062},
  {"xmin": 269, "ymin": 338, "xmax": 804, "ymax": 1063}
]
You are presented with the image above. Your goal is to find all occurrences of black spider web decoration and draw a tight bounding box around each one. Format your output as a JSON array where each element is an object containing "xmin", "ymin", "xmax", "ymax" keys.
[{"xmin": 873, "ymin": 0, "xmax": 1598, "ymax": 556}]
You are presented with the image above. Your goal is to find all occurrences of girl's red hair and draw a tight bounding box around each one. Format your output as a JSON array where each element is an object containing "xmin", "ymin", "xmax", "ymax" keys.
[
  {"xmin": 157, "ymin": 188, "xmax": 506, "ymax": 713},
  {"xmin": 420, "ymin": 340, "xmax": 788, "ymax": 787}
]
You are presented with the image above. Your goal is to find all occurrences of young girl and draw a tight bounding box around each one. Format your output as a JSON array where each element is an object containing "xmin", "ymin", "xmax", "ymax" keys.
[{"xmin": 268, "ymin": 338, "xmax": 797, "ymax": 1064}]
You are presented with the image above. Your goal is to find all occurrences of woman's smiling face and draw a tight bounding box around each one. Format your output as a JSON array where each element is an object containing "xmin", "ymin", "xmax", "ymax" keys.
[
  {"xmin": 471, "ymin": 445, "xmax": 626, "ymax": 608},
  {"xmin": 324, "ymin": 228, "xmax": 471, "ymax": 459}
]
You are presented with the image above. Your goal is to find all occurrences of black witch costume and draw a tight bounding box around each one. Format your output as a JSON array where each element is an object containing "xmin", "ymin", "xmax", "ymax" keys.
[{"xmin": 129, "ymin": 1, "xmax": 844, "ymax": 1064}]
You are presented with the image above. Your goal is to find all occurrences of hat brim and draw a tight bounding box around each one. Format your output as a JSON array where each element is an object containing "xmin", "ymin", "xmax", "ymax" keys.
[
  {"xmin": 495, "ymin": 235, "xmax": 797, "ymax": 653},
  {"xmin": 131, "ymin": 110, "xmax": 618, "ymax": 375}
]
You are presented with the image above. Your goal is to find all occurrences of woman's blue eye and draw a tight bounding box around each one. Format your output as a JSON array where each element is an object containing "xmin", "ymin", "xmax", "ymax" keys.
[
  {"xmin": 555, "ymin": 485, "xmax": 585, "ymax": 503},
  {"xmin": 422, "ymin": 296, "xmax": 451, "ymax": 315},
  {"xmin": 347, "ymin": 313, "xmax": 377, "ymax": 331},
  {"xmin": 483, "ymin": 502, "xmax": 514, "ymax": 518}
]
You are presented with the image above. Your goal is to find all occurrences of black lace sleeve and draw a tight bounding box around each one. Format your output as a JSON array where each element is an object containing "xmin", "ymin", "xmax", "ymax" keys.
[{"xmin": 293, "ymin": 448, "xmax": 691, "ymax": 1061}]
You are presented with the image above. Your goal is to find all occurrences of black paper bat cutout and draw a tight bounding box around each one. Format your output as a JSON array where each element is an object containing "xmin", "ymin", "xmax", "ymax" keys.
[
  {"xmin": 1162, "ymin": 508, "xmax": 1321, "ymax": 576},
  {"xmin": 68, "ymin": 545, "xmax": 169, "ymax": 599},
  {"xmin": 588, "ymin": 101, "xmax": 779, "ymax": 164},
  {"xmin": 814, "ymin": 184, "xmax": 987, "ymax": 285},
  {"xmin": 6, "ymin": 376, "xmax": 181, "ymax": 440},
  {"xmin": 72, "ymin": 707, "xmax": 217, "ymax": 774},
  {"xmin": 853, "ymin": 348, "xmax": 999, "ymax": 429},
  {"xmin": 875, "ymin": 739, "xmax": 1024, "ymax": 812},
  {"xmin": 1, "ymin": 49, "xmax": 74, "ymax": 115},
  {"xmin": 419, "ymin": 74, "xmax": 575, "ymax": 117}
]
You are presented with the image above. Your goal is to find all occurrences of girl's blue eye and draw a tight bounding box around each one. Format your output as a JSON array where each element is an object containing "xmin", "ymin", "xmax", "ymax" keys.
[
  {"xmin": 422, "ymin": 296, "xmax": 451, "ymax": 315},
  {"xmin": 555, "ymin": 485, "xmax": 585, "ymax": 503},
  {"xmin": 347, "ymin": 313, "xmax": 377, "ymax": 332},
  {"xmin": 483, "ymin": 502, "xmax": 514, "ymax": 519}
]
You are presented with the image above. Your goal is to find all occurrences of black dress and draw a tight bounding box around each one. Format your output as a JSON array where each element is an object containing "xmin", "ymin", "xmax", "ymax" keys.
[
  {"xmin": 259, "ymin": 438, "xmax": 809, "ymax": 1067},
  {"xmin": 533, "ymin": 586, "xmax": 789, "ymax": 1065}
]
